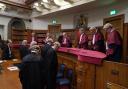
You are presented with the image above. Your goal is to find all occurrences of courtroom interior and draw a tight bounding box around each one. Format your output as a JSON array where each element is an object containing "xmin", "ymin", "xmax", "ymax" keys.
[{"xmin": 0, "ymin": 0, "xmax": 128, "ymax": 89}]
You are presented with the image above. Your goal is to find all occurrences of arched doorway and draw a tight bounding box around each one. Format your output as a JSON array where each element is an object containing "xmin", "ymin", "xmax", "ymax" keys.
[{"xmin": 8, "ymin": 18, "xmax": 26, "ymax": 39}]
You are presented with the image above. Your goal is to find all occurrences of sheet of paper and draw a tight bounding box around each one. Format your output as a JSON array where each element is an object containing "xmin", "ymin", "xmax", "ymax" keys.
[
  {"xmin": 7, "ymin": 66, "xmax": 19, "ymax": 71},
  {"xmin": 0, "ymin": 60, "xmax": 3, "ymax": 63}
]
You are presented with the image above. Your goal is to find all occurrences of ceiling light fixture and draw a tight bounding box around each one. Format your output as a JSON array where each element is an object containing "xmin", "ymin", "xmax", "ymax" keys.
[
  {"xmin": 34, "ymin": 2, "xmax": 39, "ymax": 7},
  {"xmin": 54, "ymin": 0, "xmax": 70, "ymax": 6},
  {"xmin": 33, "ymin": 1, "xmax": 51, "ymax": 12},
  {"xmin": 47, "ymin": 0, "xmax": 60, "ymax": 7},
  {"xmin": 64, "ymin": 0, "xmax": 74, "ymax": 4},
  {"xmin": 42, "ymin": 0, "xmax": 49, "ymax": 3},
  {"xmin": 0, "ymin": 3, "xmax": 6, "ymax": 11}
]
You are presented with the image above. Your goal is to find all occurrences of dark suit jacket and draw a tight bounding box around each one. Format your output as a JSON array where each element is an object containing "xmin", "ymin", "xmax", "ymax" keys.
[
  {"xmin": 61, "ymin": 37, "xmax": 72, "ymax": 47},
  {"xmin": 58, "ymin": 35, "xmax": 63, "ymax": 44},
  {"xmin": 19, "ymin": 45, "xmax": 29, "ymax": 59},
  {"xmin": 2, "ymin": 44, "xmax": 14, "ymax": 60}
]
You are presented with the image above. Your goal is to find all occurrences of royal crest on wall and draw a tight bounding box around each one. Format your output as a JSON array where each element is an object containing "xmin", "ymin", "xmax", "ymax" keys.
[{"xmin": 74, "ymin": 14, "xmax": 88, "ymax": 29}]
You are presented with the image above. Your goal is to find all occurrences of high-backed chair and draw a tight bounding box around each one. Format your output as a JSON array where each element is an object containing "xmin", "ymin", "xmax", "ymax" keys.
[
  {"xmin": 56, "ymin": 64, "xmax": 66, "ymax": 79},
  {"xmin": 57, "ymin": 69, "xmax": 73, "ymax": 89}
]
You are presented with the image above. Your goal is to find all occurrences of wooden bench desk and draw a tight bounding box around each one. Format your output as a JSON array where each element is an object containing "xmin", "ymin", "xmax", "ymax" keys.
[{"xmin": 0, "ymin": 60, "xmax": 21, "ymax": 89}]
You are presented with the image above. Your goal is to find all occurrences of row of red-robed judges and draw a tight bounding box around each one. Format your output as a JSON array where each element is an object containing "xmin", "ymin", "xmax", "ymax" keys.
[{"xmin": 58, "ymin": 23, "xmax": 122, "ymax": 62}]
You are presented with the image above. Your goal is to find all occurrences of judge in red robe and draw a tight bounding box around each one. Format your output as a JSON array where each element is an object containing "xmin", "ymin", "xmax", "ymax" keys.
[
  {"xmin": 103, "ymin": 23, "xmax": 122, "ymax": 62},
  {"xmin": 78, "ymin": 28, "xmax": 88, "ymax": 49},
  {"xmin": 89, "ymin": 27, "xmax": 105, "ymax": 53},
  {"xmin": 61, "ymin": 32, "xmax": 72, "ymax": 47}
]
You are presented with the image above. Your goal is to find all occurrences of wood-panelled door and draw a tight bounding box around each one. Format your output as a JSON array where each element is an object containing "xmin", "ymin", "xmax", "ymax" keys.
[{"xmin": 48, "ymin": 24, "xmax": 61, "ymax": 41}]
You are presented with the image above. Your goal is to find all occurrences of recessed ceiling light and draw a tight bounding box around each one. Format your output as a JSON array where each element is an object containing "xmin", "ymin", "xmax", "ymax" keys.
[
  {"xmin": 54, "ymin": 0, "xmax": 70, "ymax": 6},
  {"xmin": 34, "ymin": 2, "xmax": 39, "ymax": 7},
  {"xmin": 42, "ymin": 0, "xmax": 48, "ymax": 3}
]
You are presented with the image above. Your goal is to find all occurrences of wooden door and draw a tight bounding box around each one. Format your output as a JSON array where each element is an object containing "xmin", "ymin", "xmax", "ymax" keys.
[
  {"xmin": 123, "ymin": 23, "xmax": 128, "ymax": 63},
  {"xmin": 48, "ymin": 24, "xmax": 61, "ymax": 41}
]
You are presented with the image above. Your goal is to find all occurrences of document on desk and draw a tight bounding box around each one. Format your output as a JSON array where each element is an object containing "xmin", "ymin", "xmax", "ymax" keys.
[
  {"xmin": 0, "ymin": 60, "xmax": 3, "ymax": 63},
  {"xmin": 7, "ymin": 66, "xmax": 19, "ymax": 71}
]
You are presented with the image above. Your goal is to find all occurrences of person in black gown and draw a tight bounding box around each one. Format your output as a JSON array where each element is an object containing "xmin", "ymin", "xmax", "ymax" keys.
[
  {"xmin": 19, "ymin": 45, "xmax": 45, "ymax": 89},
  {"xmin": 41, "ymin": 41, "xmax": 60, "ymax": 89},
  {"xmin": 41, "ymin": 38, "xmax": 53, "ymax": 59},
  {"xmin": 19, "ymin": 40, "xmax": 29, "ymax": 59}
]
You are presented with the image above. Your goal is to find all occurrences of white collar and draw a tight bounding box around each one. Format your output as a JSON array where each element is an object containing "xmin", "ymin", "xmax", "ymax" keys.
[{"xmin": 110, "ymin": 28, "xmax": 115, "ymax": 32}]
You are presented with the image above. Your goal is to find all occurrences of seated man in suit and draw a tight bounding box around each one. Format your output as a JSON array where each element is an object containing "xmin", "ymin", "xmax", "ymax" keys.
[
  {"xmin": 78, "ymin": 28, "xmax": 88, "ymax": 49},
  {"xmin": 89, "ymin": 27, "xmax": 105, "ymax": 53},
  {"xmin": 2, "ymin": 39, "xmax": 14, "ymax": 60},
  {"xmin": 103, "ymin": 23, "xmax": 122, "ymax": 62}
]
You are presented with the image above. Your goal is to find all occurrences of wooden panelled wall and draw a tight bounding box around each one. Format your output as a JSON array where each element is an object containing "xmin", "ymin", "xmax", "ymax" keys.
[
  {"xmin": 123, "ymin": 23, "xmax": 128, "ymax": 63},
  {"xmin": 57, "ymin": 52, "xmax": 128, "ymax": 89}
]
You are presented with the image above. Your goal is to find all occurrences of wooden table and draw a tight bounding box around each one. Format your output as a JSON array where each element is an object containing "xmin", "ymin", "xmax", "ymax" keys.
[{"xmin": 0, "ymin": 60, "xmax": 22, "ymax": 89}]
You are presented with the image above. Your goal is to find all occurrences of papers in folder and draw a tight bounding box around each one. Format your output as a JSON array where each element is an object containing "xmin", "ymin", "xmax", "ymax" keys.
[{"xmin": 7, "ymin": 66, "xmax": 19, "ymax": 71}]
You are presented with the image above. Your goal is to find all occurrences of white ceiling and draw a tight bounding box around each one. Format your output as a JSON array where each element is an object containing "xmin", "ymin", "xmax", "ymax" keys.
[{"xmin": 33, "ymin": 0, "xmax": 123, "ymax": 18}]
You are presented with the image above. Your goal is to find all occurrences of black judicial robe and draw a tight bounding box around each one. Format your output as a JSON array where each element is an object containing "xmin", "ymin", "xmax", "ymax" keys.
[
  {"xmin": 41, "ymin": 43, "xmax": 51, "ymax": 58},
  {"xmin": 42, "ymin": 47, "xmax": 58, "ymax": 89},
  {"xmin": 19, "ymin": 45, "xmax": 29, "ymax": 59},
  {"xmin": 19, "ymin": 53, "xmax": 44, "ymax": 89},
  {"xmin": 58, "ymin": 35, "xmax": 63, "ymax": 45}
]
